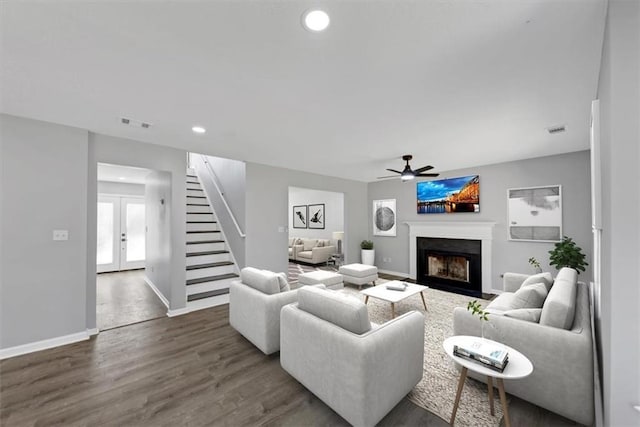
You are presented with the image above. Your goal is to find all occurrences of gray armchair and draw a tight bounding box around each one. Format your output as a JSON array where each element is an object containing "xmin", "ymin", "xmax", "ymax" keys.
[{"xmin": 280, "ymin": 286, "xmax": 425, "ymax": 427}]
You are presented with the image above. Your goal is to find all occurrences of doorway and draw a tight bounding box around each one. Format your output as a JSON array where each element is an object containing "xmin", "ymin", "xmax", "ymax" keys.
[{"xmin": 97, "ymin": 195, "xmax": 146, "ymax": 273}]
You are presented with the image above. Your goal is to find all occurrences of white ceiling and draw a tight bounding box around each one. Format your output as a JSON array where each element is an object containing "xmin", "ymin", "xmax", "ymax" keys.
[
  {"xmin": 0, "ymin": 1, "xmax": 606, "ymax": 182},
  {"xmin": 97, "ymin": 163, "xmax": 150, "ymax": 184}
]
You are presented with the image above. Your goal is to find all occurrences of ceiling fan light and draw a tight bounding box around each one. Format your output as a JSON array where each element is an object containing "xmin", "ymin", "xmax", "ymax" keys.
[{"xmin": 401, "ymin": 173, "xmax": 415, "ymax": 181}]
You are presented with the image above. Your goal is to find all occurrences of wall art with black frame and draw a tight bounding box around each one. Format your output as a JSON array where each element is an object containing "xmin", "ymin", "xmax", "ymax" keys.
[
  {"xmin": 292, "ymin": 205, "xmax": 308, "ymax": 229},
  {"xmin": 307, "ymin": 204, "xmax": 325, "ymax": 229}
]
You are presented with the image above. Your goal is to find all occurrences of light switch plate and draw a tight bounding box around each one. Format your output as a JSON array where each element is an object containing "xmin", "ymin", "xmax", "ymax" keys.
[{"xmin": 53, "ymin": 230, "xmax": 69, "ymax": 241}]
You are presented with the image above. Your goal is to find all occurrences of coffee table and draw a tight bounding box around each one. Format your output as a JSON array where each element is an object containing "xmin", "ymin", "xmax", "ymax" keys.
[
  {"xmin": 360, "ymin": 281, "xmax": 428, "ymax": 319},
  {"xmin": 443, "ymin": 335, "xmax": 533, "ymax": 427}
]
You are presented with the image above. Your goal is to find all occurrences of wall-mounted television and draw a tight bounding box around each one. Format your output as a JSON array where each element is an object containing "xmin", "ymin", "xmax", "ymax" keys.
[{"xmin": 417, "ymin": 175, "xmax": 480, "ymax": 214}]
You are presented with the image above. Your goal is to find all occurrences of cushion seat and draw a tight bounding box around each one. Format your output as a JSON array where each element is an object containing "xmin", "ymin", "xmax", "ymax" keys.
[
  {"xmin": 339, "ymin": 263, "xmax": 378, "ymax": 288},
  {"xmin": 298, "ymin": 270, "xmax": 344, "ymax": 290}
]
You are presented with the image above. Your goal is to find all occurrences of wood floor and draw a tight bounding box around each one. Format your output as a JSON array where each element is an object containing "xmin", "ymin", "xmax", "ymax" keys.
[
  {"xmin": 0, "ymin": 305, "xmax": 448, "ymax": 427},
  {"xmin": 97, "ymin": 270, "xmax": 166, "ymax": 331}
]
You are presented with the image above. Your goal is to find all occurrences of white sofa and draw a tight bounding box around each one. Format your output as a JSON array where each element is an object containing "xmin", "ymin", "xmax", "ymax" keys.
[
  {"xmin": 229, "ymin": 267, "xmax": 320, "ymax": 355},
  {"xmin": 453, "ymin": 267, "xmax": 594, "ymax": 426},
  {"xmin": 290, "ymin": 237, "xmax": 336, "ymax": 265},
  {"xmin": 280, "ymin": 286, "xmax": 425, "ymax": 427}
]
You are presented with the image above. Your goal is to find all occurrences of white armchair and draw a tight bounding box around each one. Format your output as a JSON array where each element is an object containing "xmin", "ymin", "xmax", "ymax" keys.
[
  {"xmin": 230, "ymin": 267, "xmax": 319, "ymax": 355},
  {"xmin": 280, "ymin": 286, "xmax": 425, "ymax": 427}
]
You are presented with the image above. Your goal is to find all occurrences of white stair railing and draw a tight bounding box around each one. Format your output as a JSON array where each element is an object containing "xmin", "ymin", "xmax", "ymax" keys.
[{"xmin": 199, "ymin": 154, "xmax": 246, "ymax": 238}]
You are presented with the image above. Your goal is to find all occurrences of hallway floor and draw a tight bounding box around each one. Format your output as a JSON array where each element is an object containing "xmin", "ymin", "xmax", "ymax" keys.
[{"xmin": 97, "ymin": 270, "xmax": 166, "ymax": 331}]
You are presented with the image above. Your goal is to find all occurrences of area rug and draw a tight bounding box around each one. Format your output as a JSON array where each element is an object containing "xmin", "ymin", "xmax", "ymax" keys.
[
  {"xmin": 287, "ymin": 262, "xmax": 336, "ymax": 286},
  {"xmin": 340, "ymin": 282, "xmax": 504, "ymax": 427}
]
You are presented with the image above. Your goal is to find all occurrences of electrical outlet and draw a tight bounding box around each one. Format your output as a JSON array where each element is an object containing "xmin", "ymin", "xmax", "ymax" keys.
[{"xmin": 53, "ymin": 230, "xmax": 68, "ymax": 241}]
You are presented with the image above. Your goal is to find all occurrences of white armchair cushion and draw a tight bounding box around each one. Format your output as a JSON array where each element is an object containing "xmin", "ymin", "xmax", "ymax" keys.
[
  {"xmin": 513, "ymin": 282, "xmax": 548, "ymax": 308},
  {"xmin": 297, "ymin": 286, "xmax": 371, "ymax": 334},
  {"xmin": 302, "ymin": 238, "xmax": 318, "ymax": 251},
  {"xmin": 276, "ymin": 272, "xmax": 290, "ymax": 292},
  {"xmin": 503, "ymin": 308, "xmax": 543, "ymax": 323},
  {"xmin": 540, "ymin": 267, "xmax": 578, "ymax": 329},
  {"xmin": 240, "ymin": 267, "xmax": 280, "ymax": 295}
]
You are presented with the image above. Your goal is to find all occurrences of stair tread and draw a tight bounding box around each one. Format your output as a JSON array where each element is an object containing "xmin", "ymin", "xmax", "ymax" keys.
[
  {"xmin": 186, "ymin": 203, "xmax": 209, "ymax": 206},
  {"xmin": 186, "ymin": 250, "xmax": 229, "ymax": 257},
  {"xmin": 186, "ymin": 273, "xmax": 238, "ymax": 286},
  {"xmin": 187, "ymin": 230, "xmax": 221, "ymax": 234},
  {"xmin": 187, "ymin": 189, "xmax": 204, "ymax": 192},
  {"xmin": 187, "ymin": 261, "xmax": 234, "ymax": 270},
  {"xmin": 187, "ymin": 195, "xmax": 207, "ymax": 199},
  {"xmin": 186, "ymin": 220, "xmax": 217, "ymax": 223},
  {"xmin": 186, "ymin": 240, "xmax": 224, "ymax": 244},
  {"xmin": 187, "ymin": 288, "xmax": 230, "ymax": 302},
  {"xmin": 187, "ymin": 212, "xmax": 213, "ymax": 215},
  {"xmin": 187, "ymin": 174, "xmax": 197, "ymax": 178}
]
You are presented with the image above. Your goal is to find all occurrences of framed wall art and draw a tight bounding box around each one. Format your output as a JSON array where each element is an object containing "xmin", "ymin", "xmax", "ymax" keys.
[
  {"xmin": 417, "ymin": 175, "xmax": 479, "ymax": 214},
  {"xmin": 508, "ymin": 185, "xmax": 562, "ymax": 242},
  {"xmin": 307, "ymin": 204, "xmax": 325, "ymax": 229},
  {"xmin": 373, "ymin": 199, "xmax": 396, "ymax": 236},
  {"xmin": 292, "ymin": 205, "xmax": 308, "ymax": 229}
]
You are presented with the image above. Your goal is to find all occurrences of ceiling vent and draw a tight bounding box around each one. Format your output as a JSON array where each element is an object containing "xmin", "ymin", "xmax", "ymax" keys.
[
  {"xmin": 547, "ymin": 125, "xmax": 566, "ymax": 134},
  {"xmin": 120, "ymin": 117, "xmax": 152, "ymax": 129}
]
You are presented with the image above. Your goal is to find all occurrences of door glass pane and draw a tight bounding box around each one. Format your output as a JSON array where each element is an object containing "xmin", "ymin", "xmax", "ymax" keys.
[
  {"xmin": 97, "ymin": 202, "xmax": 114, "ymax": 265},
  {"xmin": 126, "ymin": 203, "xmax": 145, "ymax": 262}
]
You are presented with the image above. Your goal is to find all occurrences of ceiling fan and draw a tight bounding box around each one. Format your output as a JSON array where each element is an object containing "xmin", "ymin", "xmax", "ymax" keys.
[{"xmin": 377, "ymin": 155, "xmax": 440, "ymax": 181}]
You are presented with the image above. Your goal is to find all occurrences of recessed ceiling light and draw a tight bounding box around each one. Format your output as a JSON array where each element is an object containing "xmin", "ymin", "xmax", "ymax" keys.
[
  {"xmin": 302, "ymin": 9, "xmax": 330, "ymax": 32},
  {"xmin": 192, "ymin": 126, "xmax": 206, "ymax": 134},
  {"xmin": 118, "ymin": 177, "xmax": 126, "ymax": 180}
]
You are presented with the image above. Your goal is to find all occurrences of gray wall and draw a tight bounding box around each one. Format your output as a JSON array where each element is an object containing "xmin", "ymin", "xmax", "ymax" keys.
[
  {"xmin": 191, "ymin": 154, "xmax": 246, "ymax": 267},
  {"xmin": 289, "ymin": 187, "xmax": 344, "ymax": 241},
  {"xmin": 145, "ymin": 171, "xmax": 172, "ymax": 303},
  {"xmin": 1, "ymin": 114, "xmax": 89, "ymax": 348},
  {"xmin": 88, "ymin": 133, "xmax": 187, "ymax": 321},
  {"xmin": 245, "ymin": 162, "xmax": 368, "ymax": 274},
  {"xmin": 97, "ymin": 181, "xmax": 145, "ymax": 196},
  {"xmin": 367, "ymin": 151, "xmax": 592, "ymax": 289},
  {"xmin": 597, "ymin": 1, "xmax": 640, "ymax": 425}
]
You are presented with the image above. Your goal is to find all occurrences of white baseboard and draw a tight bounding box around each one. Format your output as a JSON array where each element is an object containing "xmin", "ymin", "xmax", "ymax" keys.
[
  {"xmin": 377, "ymin": 268, "xmax": 410, "ymax": 278},
  {"xmin": 144, "ymin": 276, "xmax": 170, "ymax": 309},
  {"xmin": 167, "ymin": 307, "xmax": 190, "ymax": 317},
  {"xmin": 0, "ymin": 330, "xmax": 90, "ymax": 360},
  {"xmin": 87, "ymin": 328, "xmax": 99, "ymax": 336},
  {"xmin": 490, "ymin": 288, "xmax": 503, "ymax": 295}
]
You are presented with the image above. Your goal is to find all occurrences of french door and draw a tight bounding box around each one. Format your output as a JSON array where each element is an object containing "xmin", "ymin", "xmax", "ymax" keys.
[{"xmin": 97, "ymin": 196, "xmax": 146, "ymax": 273}]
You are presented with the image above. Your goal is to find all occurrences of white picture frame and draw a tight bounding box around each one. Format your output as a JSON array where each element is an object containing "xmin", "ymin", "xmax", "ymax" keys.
[
  {"xmin": 507, "ymin": 185, "xmax": 562, "ymax": 242},
  {"xmin": 373, "ymin": 199, "xmax": 397, "ymax": 237}
]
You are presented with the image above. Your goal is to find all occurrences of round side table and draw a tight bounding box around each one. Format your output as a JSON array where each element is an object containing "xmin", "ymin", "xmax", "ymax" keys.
[{"xmin": 443, "ymin": 335, "xmax": 533, "ymax": 427}]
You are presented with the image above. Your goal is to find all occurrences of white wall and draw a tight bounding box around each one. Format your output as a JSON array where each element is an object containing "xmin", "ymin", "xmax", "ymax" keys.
[
  {"xmin": 597, "ymin": 1, "xmax": 640, "ymax": 425},
  {"xmin": 97, "ymin": 181, "xmax": 144, "ymax": 196},
  {"xmin": 288, "ymin": 187, "xmax": 344, "ymax": 241},
  {"xmin": 245, "ymin": 163, "xmax": 367, "ymax": 274},
  {"xmin": 145, "ymin": 171, "xmax": 172, "ymax": 303},
  {"xmin": 0, "ymin": 114, "xmax": 88, "ymax": 349},
  {"xmin": 367, "ymin": 151, "xmax": 592, "ymax": 286}
]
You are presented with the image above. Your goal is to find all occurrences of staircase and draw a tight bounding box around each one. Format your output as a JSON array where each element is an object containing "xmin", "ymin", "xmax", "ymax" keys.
[{"xmin": 185, "ymin": 169, "xmax": 238, "ymax": 311}]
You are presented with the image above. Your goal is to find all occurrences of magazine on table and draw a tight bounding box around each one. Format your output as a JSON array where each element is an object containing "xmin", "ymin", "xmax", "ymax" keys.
[
  {"xmin": 385, "ymin": 282, "xmax": 408, "ymax": 291},
  {"xmin": 453, "ymin": 339, "xmax": 509, "ymax": 371}
]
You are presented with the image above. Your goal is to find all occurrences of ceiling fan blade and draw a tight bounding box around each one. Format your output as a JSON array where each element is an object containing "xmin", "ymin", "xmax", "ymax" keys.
[
  {"xmin": 414, "ymin": 165, "xmax": 434, "ymax": 173},
  {"xmin": 376, "ymin": 175, "xmax": 400, "ymax": 179},
  {"xmin": 416, "ymin": 173, "xmax": 440, "ymax": 177},
  {"xmin": 385, "ymin": 168, "xmax": 402, "ymax": 174}
]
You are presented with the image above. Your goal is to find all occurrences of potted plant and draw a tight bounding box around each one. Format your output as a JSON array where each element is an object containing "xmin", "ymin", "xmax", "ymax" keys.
[
  {"xmin": 361, "ymin": 240, "xmax": 375, "ymax": 266},
  {"xmin": 528, "ymin": 257, "xmax": 542, "ymax": 273},
  {"xmin": 548, "ymin": 236, "xmax": 588, "ymax": 274}
]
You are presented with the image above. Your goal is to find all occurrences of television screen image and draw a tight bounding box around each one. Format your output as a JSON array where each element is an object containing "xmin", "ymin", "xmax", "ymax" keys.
[{"xmin": 417, "ymin": 175, "xmax": 479, "ymax": 214}]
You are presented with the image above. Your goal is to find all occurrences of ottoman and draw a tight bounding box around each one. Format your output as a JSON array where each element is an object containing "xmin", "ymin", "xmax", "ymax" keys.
[
  {"xmin": 298, "ymin": 270, "xmax": 344, "ymax": 290},
  {"xmin": 339, "ymin": 263, "xmax": 378, "ymax": 289}
]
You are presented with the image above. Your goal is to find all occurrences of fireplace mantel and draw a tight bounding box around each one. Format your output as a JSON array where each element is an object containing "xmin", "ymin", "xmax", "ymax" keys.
[{"xmin": 405, "ymin": 221, "xmax": 497, "ymax": 293}]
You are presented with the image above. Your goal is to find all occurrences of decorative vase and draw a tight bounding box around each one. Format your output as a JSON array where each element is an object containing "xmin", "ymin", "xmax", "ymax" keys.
[{"xmin": 361, "ymin": 249, "xmax": 375, "ymax": 266}]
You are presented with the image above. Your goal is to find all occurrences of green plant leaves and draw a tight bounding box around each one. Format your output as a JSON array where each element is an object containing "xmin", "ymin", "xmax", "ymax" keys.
[{"xmin": 548, "ymin": 235, "xmax": 588, "ymax": 273}]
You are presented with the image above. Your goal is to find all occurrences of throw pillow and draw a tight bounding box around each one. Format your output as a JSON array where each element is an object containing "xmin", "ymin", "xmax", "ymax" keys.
[
  {"xmin": 303, "ymin": 239, "xmax": 318, "ymax": 251},
  {"xmin": 503, "ymin": 308, "xmax": 543, "ymax": 323},
  {"xmin": 521, "ymin": 272, "xmax": 554, "ymax": 292},
  {"xmin": 317, "ymin": 240, "xmax": 325, "ymax": 247},
  {"xmin": 276, "ymin": 272, "xmax": 290, "ymax": 292},
  {"xmin": 512, "ymin": 282, "xmax": 548, "ymax": 308},
  {"xmin": 240, "ymin": 267, "xmax": 280, "ymax": 295}
]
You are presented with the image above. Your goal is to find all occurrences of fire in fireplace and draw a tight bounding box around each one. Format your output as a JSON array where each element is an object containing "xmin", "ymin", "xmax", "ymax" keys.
[{"xmin": 428, "ymin": 254, "xmax": 470, "ymax": 283}]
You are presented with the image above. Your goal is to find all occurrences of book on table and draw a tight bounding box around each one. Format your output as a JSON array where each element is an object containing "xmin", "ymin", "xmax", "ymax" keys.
[
  {"xmin": 453, "ymin": 339, "xmax": 509, "ymax": 372},
  {"xmin": 385, "ymin": 282, "xmax": 408, "ymax": 291}
]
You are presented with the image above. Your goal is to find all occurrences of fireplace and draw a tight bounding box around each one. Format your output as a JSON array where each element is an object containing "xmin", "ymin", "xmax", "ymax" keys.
[{"xmin": 417, "ymin": 237, "xmax": 481, "ymax": 297}]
